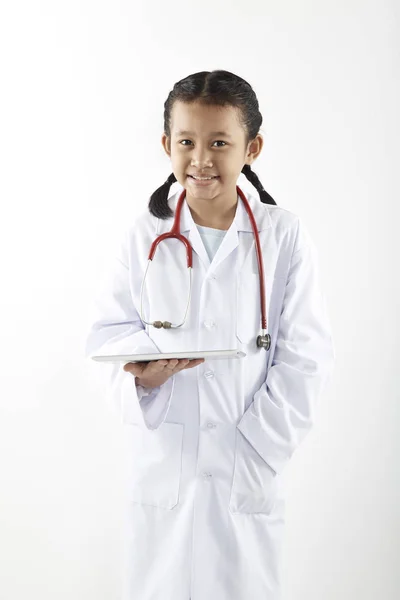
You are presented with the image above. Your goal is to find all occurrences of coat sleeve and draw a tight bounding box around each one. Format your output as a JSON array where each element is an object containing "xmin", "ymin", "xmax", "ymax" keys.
[
  {"xmin": 84, "ymin": 227, "xmax": 175, "ymax": 431},
  {"xmin": 236, "ymin": 220, "xmax": 335, "ymax": 475}
]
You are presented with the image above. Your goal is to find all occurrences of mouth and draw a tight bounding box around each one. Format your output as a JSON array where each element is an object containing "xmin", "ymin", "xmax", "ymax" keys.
[{"xmin": 187, "ymin": 174, "xmax": 220, "ymax": 185}]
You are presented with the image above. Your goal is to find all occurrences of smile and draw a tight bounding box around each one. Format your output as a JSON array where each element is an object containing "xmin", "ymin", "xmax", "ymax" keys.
[{"xmin": 188, "ymin": 175, "xmax": 220, "ymax": 185}]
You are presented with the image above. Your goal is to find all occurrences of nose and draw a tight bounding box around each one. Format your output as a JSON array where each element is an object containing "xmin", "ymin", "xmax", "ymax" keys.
[
  {"xmin": 191, "ymin": 159, "xmax": 214, "ymax": 171},
  {"xmin": 191, "ymin": 147, "xmax": 213, "ymax": 168}
]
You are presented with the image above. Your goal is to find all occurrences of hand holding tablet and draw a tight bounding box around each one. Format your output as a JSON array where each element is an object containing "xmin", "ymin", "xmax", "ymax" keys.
[
  {"xmin": 92, "ymin": 349, "xmax": 246, "ymax": 392},
  {"xmin": 123, "ymin": 357, "xmax": 205, "ymax": 389}
]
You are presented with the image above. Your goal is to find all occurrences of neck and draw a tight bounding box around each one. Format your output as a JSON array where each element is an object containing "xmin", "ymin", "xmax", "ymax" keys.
[{"xmin": 185, "ymin": 191, "xmax": 238, "ymax": 230}]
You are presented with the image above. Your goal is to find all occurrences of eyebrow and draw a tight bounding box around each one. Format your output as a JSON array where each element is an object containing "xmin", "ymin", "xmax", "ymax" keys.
[{"xmin": 175, "ymin": 129, "xmax": 233, "ymax": 138}]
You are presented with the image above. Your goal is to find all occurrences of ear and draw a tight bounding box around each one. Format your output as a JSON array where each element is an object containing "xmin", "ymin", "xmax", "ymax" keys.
[
  {"xmin": 161, "ymin": 133, "xmax": 171, "ymax": 157},
  {"xmin": 244, "ymin": 134, "xmax": 264, "ymax": 166}
]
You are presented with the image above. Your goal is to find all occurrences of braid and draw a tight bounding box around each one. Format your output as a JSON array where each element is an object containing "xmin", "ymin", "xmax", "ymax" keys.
[
  {"xmin": 148, "ymin": 172, "xmax": 177, "ymax": 219},
  {"xmin": 241, "ymin": 164, "xmax": 276, "ymax": 205},
  {"xmin": 166, "ymin": 172, "xmax": 177, "ymax": 186}
]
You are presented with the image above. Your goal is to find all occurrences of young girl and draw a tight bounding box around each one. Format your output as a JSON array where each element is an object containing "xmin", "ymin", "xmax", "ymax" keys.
[{"xmin": 85, "ymin": 69, "xmax": 335, "ymax": 600}]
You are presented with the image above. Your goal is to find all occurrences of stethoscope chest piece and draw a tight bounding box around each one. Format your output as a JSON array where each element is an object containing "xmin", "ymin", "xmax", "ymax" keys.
[{"xmin": 257, "ymin": 333, "xmax": 271, "ymax": 350}]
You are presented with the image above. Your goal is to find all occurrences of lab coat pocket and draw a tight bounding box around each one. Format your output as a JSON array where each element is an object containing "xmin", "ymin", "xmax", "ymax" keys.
[
  {"xmin": 124, "ymin": 421, "xmax": 184, "ymax": 510},
  {"xmin": 229, "ymin": 428, "xmax": 278, "ymax": 515}
]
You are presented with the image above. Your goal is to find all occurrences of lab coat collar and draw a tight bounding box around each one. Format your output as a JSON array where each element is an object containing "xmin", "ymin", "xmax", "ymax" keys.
[
  {"xmin": 155, "ymin": 186, "xmax": 272, "ymax": 234},
  {"xmin": 154, "ymin": 186, "xmax": 272, "ymax": 273}
]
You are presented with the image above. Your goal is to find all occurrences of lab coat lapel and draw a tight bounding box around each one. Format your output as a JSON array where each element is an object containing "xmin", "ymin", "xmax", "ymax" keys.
[
  {"xmin": 187, "ymin": 223, "xmax": 239, "ymax": 274},
  {"xmin": 180, "ymin": 198, "xmax": 239, "ymax": 273},
  {"xmin": 156, "ymin": 187, "xmax": 272, "ymax": 275}
]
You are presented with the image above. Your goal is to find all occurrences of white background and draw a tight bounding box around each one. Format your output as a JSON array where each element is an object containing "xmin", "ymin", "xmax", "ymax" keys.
[{"xmin": 0, "ymin": 1, "xmax": 399, "ymax": 599}]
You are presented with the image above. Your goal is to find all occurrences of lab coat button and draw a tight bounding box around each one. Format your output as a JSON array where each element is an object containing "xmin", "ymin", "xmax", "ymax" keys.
[
  {"xmin": 204, "ymin": 371, "xmax": 214, "ymax": 379},
  {"xmin": 202, "ymin": 472, "xmax": 213, "ymax": 480},
  {"xmin": 207, "ymin": 422, "xmax": 216, "ymax": 429},
  {"xmin": 204, "ymin": 320, "xmax": 216, "ymax": 329}
]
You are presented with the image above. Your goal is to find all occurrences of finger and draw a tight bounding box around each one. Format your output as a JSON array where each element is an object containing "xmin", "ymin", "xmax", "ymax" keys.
[
  {"xmin": 165, "ymin": 359, "xmax": 179, "ymax": 370},
  {"xmin": 165, "ymin": 358, "xmax": 193, "ymax": 373},
  {"xmin": 169, "ymin": 359, "xmax": 189, "ymax": 374},
  {"xmin": 143, "ymin": 360, "xmax": 168, "ymax": 374},
  {"xmin": 154, "ymin": 360, "xmax": 169, "ymax": 368},
  {"xmin": 179, "ymin": 358, "xmax": 205, "ymax": 371},
  {"xmin": 189, "ymin": 359, "xmax": 205, "ymax": 368},
  {"xmin": 177, "ymin": 359, "xmax": 190, "ymax": 370},
  {"xmin": 123, "ymin": 362, "xmax": 143, "ymax": 375}
]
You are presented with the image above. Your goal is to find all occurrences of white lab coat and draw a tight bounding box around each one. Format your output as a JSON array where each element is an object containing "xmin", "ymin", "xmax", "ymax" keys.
[{"xmin": 84, "ymin": 188, "xmax": 335, "ymax": 600}]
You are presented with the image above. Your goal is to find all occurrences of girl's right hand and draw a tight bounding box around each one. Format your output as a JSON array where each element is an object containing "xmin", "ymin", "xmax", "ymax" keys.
[{"xmin": 123, "ymin": 358, "xmax": 205, "ymax": 389}]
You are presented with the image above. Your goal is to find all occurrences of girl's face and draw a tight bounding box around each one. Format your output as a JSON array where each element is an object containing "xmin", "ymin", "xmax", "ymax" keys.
[{"xmin": 161, "ymin": 100, "xmax": 263, "ymax": 204}]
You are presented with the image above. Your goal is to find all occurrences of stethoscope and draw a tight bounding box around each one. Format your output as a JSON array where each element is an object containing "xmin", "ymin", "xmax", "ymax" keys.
[{"xmin": 139, "ymin": 185, "xmax": 271, "ymax": 350}]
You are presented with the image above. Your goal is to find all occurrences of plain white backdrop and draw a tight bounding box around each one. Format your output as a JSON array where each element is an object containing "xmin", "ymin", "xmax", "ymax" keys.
[{"xmin": 0, "ymin": 1, "xmax": 399, "ymax": 599}]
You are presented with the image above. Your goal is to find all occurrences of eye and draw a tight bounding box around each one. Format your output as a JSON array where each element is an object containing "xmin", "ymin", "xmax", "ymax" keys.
[{"xmin": 179, "ymin": 140, "xmax": 227, "ymax": 147}]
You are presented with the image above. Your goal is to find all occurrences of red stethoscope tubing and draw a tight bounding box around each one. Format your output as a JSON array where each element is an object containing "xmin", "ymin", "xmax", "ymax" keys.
[{"xmin": 147, "ymin": 185, "xmax": 267, "ymax": 333}]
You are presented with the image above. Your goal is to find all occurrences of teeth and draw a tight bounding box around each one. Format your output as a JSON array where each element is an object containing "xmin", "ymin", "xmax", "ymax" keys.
[{"xmin": 191, "ymin": 176, "xmax": 215, "ymax": 180}]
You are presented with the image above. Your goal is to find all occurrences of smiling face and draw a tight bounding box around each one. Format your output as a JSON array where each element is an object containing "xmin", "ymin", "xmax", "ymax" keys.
[{"xmin": 161, "ymin": 100, "xmax": 263, "ymax": 216}]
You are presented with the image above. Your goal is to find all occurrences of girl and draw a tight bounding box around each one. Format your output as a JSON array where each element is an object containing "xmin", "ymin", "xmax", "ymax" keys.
[{"xmin": 85, "ymin": 69, "xmax": 335, "ymax": 600}]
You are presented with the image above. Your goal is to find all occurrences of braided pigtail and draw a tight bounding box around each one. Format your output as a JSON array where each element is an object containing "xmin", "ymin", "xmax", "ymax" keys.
[
  {"xmin": 148, "ymin": 172, "xmax": 177, "ymax": 219},
  {"xmin": 241, "ymin": 164, "xmax": 276, "ymax": 205}
]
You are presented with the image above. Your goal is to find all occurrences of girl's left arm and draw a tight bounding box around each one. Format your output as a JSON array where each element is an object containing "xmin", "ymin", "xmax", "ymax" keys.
[{"xmin": 237, "ymin": 224, "xmax": 336, "ymax": 475}]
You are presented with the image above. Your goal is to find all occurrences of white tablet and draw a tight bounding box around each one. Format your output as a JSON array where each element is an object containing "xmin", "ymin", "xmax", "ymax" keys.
[{"xmin": 91, "ymin": 349, "xmax": 246, "ymax": 363}]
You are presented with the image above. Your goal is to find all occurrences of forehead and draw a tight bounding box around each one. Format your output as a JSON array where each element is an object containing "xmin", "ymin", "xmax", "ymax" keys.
[{"xmin": 170, "ymin": 101, "xmax": 243, "ymax": 137}]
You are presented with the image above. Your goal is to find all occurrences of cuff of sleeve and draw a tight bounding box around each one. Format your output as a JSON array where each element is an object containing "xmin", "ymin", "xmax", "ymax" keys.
[
  {"xmin": 135, "ymin": 379, "xmax": 161, "ymax": 401},
  {"xmin": 120, "ymin": 370, "xmax": 175, "ymax": 430}
]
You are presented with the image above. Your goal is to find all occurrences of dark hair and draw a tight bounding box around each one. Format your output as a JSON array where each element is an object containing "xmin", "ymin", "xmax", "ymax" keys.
[{"xmin": 149, "ymin": 70, "xmax": 277, "ymax": 219}]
